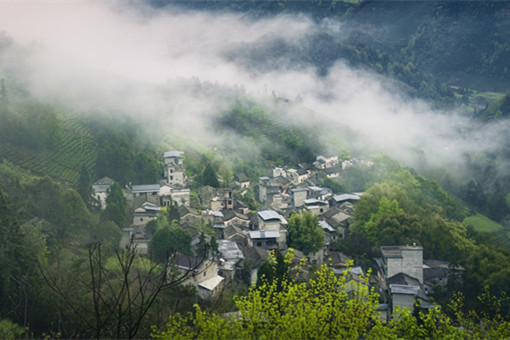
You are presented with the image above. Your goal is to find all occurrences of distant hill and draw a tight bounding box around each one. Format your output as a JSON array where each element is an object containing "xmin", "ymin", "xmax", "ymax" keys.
[{"xmin": 148, "ymin": 0, "xmax": 510, "ymax": 94}]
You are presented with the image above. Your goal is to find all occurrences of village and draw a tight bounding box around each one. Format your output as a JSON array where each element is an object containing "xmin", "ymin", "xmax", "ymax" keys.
[{"xmin": 92, "ymin": 151, "xmax": 462, "ymax": 320}]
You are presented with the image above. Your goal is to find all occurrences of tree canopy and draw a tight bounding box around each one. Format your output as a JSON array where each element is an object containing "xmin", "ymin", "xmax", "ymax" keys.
[{"xmin": 286, "ymin": 211, "xmax": 325, "ymax": 255}]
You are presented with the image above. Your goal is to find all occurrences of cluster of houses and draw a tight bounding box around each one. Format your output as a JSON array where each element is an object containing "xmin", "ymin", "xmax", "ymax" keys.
[{"xmin": 92, "ymin": 150, "xmax": 461, "ymax": 313}]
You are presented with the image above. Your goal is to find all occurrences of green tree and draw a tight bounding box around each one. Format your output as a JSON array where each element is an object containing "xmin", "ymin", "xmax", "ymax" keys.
[
  {"xmin": 321, "ymin": 177, "xmax": 343, "ymax": 194},
  {"xmin": 150, "ymin": 219, "xmax": 192, "ymax": 262},
  {"xmin": 202, "ymin": 163, "xmax": 219, "ymax": 188},
  {"xmin": 77, "ymin": 164, "xmax": 93, "ymax": 207},
  {"xmin": 152, "ymin": 259, "xmax": 380, "ymax": 339},
  {"xmin": 101, "ymin": 182, "xmax": 127, "ymax": 228},
  {"xmin": 256, "ymin": 250, "xmax": 290, "ymax": 293},
  {"xmin": 166, "ymin": 204, "xmax": 180, "ymax": 224},
  {"xmin": 287, "ymin": 211, "xmax": 325, "ymax": 255}
]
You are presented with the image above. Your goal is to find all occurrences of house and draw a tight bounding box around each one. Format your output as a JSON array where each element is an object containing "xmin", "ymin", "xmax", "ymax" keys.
[
  {"xmin": 381, "ymin": 245, "xmax": 423, "ymax": 284},
  {"xmin": 170, "ymin": 254, "xmax": 224, "ymax": 300},
  {"xmin": 319, "ymin": 220, "xmax": 336, "ymax": 246},
  {"xmin": 423, "ymin": 259, "xmax": 464, "ymax": 294},
  {"xmin": 217, "ymin": 239, "xmax": 244, "ymax": 280},
  {"xmin": 291, "ymin": 187, "xmax": 308, "ymax": 208},
  {"xmin": 223, "ymin": 225, "xmax": 248, "ymax": 247},
  {"xmin": 222, "ymin": 210, "xmax": 250, "ymax": 229},
  {"xmin": 258, "ymin": 177, "xmax": 281, "ymax": 205},
  {"xmin": 272, "ymin": 194, "xmax": 289, "ymax": 210},
  {"xmin": 387, "ymin": 272, "xmax": 431, "ymax": 315},
  {"xmin": 330, "ymin": 193, "xmax": 361, "ymax": 206},
  {"xmin": 199, "ymin": 187, "xmax": 234, "ymax": 210},
  {"xmin": 132, "ymin": 202, "xmax": 161, "ymax": 227},
  {"xmin": 273, "ymin": 166, "xmax": 286, "ymax": 178},
  {"xmin": 92, "ymin": 176, "xmax": 114, "ymax": 209},
  {"xmin": 119, "ymin": 228, "xmax": 148, "ymax": 255},
  {"xmin": 314, "ymin": 154, "xmax": 339, "ymax": 169},
  {"xmin": 170, "ymin": 188, "xmax": 191, "ymax": 207},
  {"xmin": 257, "ymin": 210, "xmax": 287, "ymax": 249},
  {"xmin": 389, "ymin": 284, "xmax": 420, "ymax": 315},
  {"xmin": 241, "ymin": 246, "xmax": 270, "ymax": 284},
  {"xmin": 132, "ymin": 184, "xmax": 160, "ymax": 197},
  {"xmin": 248, "ymin": 230, "xmax": 280, "ymax": 250},
  {"xmin": 257, "ymin": 210, "xmax": 287, "ymax": 230},
  {"xmin": 217, "ymin": 188, "xmax": 234, "ymax": 210},
  {"xmin": 233, "ymin": 173, "xmax": 250, "ymax": 189},
  {"xmin": 321, "ymin": 206, "xmax": 352, "ymax": 239},
  {"xmin": 164, "ymin": 151, "xmax": 186, "ymax": 187},
  {"xmin": 307, "ymin": 186, "xmax": 332, "ymax": 201},
  {"xmin": 303, "ymin": 198, "xmax": 329, "ymax": 215},
  {"xmin": 179, "ymin": 205, "xmax": 203, "ymax": 226},
  {"xmin": 323, "ymin": 165, "xmax": 342, "ymax": 179}
]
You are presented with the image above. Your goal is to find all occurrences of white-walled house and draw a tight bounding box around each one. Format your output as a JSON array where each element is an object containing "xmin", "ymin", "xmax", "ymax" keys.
[{"xmin": 164, "ymin": 151, "xmax": 186, "ymax": 187}]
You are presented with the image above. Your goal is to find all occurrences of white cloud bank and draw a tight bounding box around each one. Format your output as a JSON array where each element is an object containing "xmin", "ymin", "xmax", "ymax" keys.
[{"xmin": 0, "ymin": 0, "xmax": 507, "ymax": 175}]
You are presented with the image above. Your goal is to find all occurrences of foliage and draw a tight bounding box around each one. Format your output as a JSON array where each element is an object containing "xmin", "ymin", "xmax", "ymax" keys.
[
  {"xmin": 0, "ymin": 319, "xmax": 26, "ymax": 340},
  {"xmin": 150, "ymin": 217, "xmax": 192, "ymax": 262},
  {"xmin": 77, "ymin": 163, "xmax": 94, "ymax": 207},
  {"xmin": 201, "ymin": 163, "xmax": 220, "ymax": 188},
  {"xmin": 287, "ymin": 211, "xmax": 325, "ymax": 255},
  {"xmin": 214, "ymin": 101, "xmax": 324, "ymax": 166},
  {"xmin": 101, "ymin": 182, "xmax": 127, "ymax": 228},
  {"xmin": 152, "ymin": 251, "xmax": 510, "ymax": 339},
  {"xmin": 41, "ymin": 243, "xmax": 192, "ymax": 339},
  {"xmin": 256, "ymin": 250, "xmax": 290, "ymax": 293},
  {"xmin": 152, "ymin": 258, "xmax": 381, "ymax": 340},
  {"xmin": 463, "ymin": 213, "xmax": 504, "ymax": 234},
  {"xmin": 321, "ymin": 177, "xmax": 343, "ymax": 194}
]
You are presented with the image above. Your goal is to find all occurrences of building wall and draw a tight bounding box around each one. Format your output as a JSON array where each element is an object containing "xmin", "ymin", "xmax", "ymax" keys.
[
  {"xmin": 392, "ymin": 294, "xmax": 416, "ymax": 314},
  {"xmin": 387, "ymin": 248, "xmax": 423, "ymax": 283},
  {"xmin": 292, "ymin": 190, "xmax": 307, "ymax": 208},
  {"xmin": 167, "ymin": 168, "xmax": 185, "ymax": 186}
]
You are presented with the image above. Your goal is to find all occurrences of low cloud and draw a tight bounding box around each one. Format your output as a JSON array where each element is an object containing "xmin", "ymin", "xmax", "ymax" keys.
[{"xmin": 0, "ymin": 0, "xmax": 506, "ymax": 178}]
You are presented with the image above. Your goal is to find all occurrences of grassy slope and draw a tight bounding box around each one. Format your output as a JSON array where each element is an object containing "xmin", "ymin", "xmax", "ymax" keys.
[
  {"xmin": 0, "ymin": 112, "xmax": 96, "ymax": 185},
  {"xmin": 463, "ymin": 213, "xmax": 504, "ymax": 233}
]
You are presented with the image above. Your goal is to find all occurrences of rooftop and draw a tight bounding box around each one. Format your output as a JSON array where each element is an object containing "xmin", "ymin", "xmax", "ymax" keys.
[
  {"xmin": 164, "ymin": 151, "xmax": 184, "ymax": 158},
  {"xmin": 389, "ymin": 284, "xmax": 420, "ymax": 295},
  {"xmin": 332, "ymin": 194, "xmax": 360, "ymax": 202},
  {"xmin": 249, "ymin": 230, "xmax": 280, "ymax": 239},
  {"xmin": 257, "ymin": 210, "xmax": 282, "ymax": 222},
  {"xmin": 132, "ymin": 184, "xmax": 161, "ymax": 193},
  {"xmin": 381, "ymin": 245, "xmax": 423, "ymax": 258},
  {"xmin": 199, "ymin": 275, "xmax": 224, "ymax": 291}
]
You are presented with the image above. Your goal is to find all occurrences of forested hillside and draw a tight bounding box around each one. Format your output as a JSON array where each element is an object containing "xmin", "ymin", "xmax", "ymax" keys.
[{"xmin": 0, "ymin": 1, "xmax": 510, "ymax": 338}]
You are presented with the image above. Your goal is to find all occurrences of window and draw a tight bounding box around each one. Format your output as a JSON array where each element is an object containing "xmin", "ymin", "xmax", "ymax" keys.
[
  {"xmin": 170, "ymin": 176, "xmax": 173, "ymax": 180},
  {"xmin": 140, "ymin": 218, "xmax": 143, "ymax": 222},
  {"xmin": 257, "ymin": 242, "xmax": 262, "ymax": 247},
  {"xmin": 203, "ymin": 271, "xmax": 207, "ymax": 277}
]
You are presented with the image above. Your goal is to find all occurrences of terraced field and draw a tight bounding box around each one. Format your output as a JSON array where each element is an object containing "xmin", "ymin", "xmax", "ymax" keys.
[{"xmin": 0, "ymin": 113, "xmax": 97, "ymax": 185}]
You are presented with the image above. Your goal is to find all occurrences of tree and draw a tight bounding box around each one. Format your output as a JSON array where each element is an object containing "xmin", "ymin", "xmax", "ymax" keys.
[
  {"xmin": 202, "ymin": 163, "xmax": 219, "ymax": 188},
  {"xmin": 77, "ymin": 164, "xmax": 93, "ymax": 207},
  {"xmin": 40, "ymin": 243, "xmax": 197, "ymax": 339},
  {"xmin": 256, "ymin": 250, "xmax": 290, "ymax": 293},
  {"xmin": 286, "ymin": 211, "xmax": 325, "ymax": 255},
  {"xmin": 166, "ymin": 204, "xmax": 180, "ymax": 224},
  {"xmin": 150, "ymin": 219, "xmax": 192, "ymax": 262},
  {"xmin": 101, "ymin": 182, "xmax": 127, "ymax": 228},
  {"xmin": 152, "ymin": 255, "xmax": 510, "ymax": 339},
  {"xmin": 152, "ymin": 258, "xmax": 380, "ymax": 339}
]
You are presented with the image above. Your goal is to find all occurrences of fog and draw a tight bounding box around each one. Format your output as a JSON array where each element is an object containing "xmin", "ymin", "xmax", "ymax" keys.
[{"xmin": 0, "ymin": 0, "xmax": 508, "ymax": 177}]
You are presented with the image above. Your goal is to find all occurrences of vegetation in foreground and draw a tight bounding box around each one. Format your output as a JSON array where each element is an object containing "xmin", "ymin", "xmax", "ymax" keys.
[{"xmin": 152, "ymin": 251, "xmax": 510, "ymax": 340}]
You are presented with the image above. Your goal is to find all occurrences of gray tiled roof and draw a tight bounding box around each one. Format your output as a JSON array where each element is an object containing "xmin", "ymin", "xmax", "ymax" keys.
[
  {"xmin": 164, "ymin": 151, "xmax": 184, "ymax": 158},
  {"xmin": 257, "ymin": 210, "xmax": 282, "ymax": 221}
]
